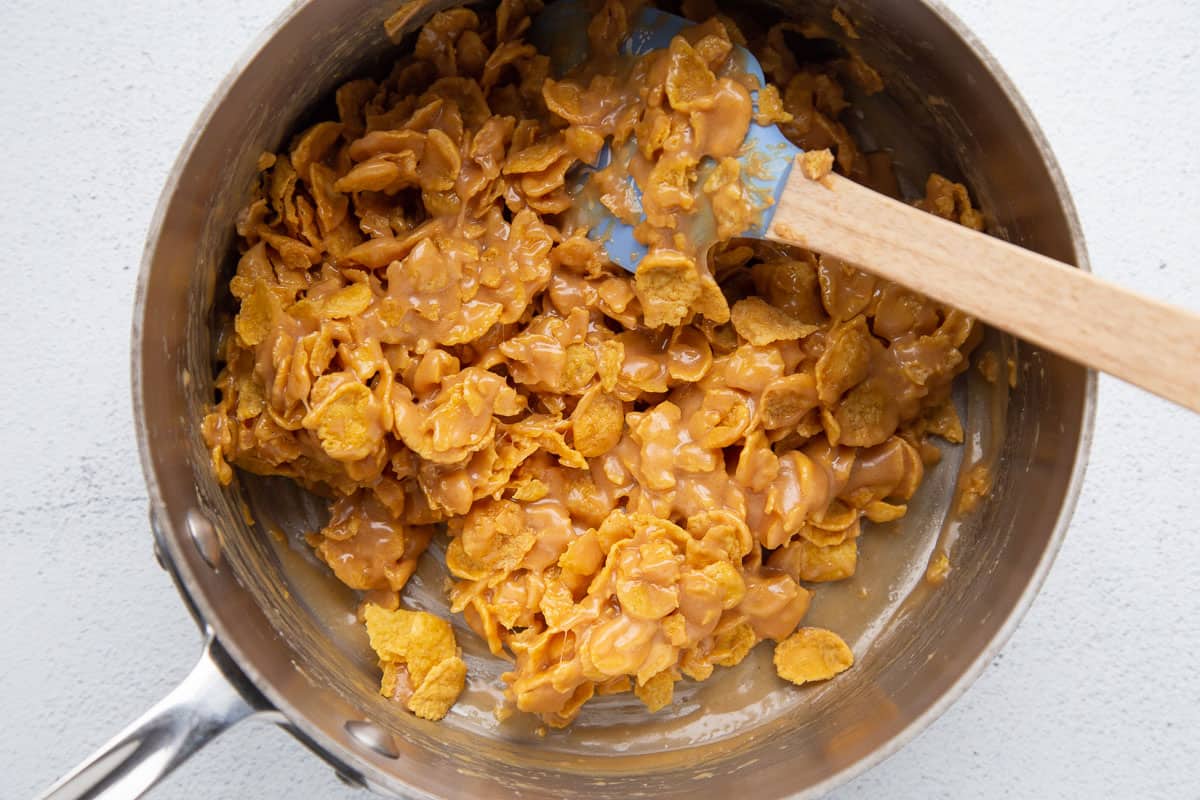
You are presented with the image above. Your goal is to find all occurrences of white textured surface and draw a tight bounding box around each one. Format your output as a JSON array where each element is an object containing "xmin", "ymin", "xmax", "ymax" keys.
[{"xmin": 1, "ymin": 0, "xmax": 1198, "ymax": 797}]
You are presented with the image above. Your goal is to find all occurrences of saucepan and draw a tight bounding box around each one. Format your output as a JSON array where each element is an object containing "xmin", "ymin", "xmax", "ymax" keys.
[{"xmin": 41, "ymin": 0, "xmax": 1094, "ymax": 797}]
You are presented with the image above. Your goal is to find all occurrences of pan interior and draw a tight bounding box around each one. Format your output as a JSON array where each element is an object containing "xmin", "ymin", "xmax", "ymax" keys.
[{"xmin": 234, "ymin": 88, "xmax": 1001, "ymax": 751}]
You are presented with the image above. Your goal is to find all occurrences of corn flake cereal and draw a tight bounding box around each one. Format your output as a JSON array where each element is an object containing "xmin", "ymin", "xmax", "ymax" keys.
[
  {"xmin": 731, "ymin": 297, "xmax": 820, "ymax": 346},
  {"xmin": 800, "ymin": 148, "xmax": 835, "ymax": 181},
  {"xmin": 571, "ymin": 387, "xmax": 625, "ymax": 457},
  {"xmin": 365, "ymin": 605, "xmax": 466, "ymax": 720},
  {"xmin": 774, "ymin": 627, "xmax": 854, "ymax": 686},
  {"xmin": 203, "ymin": 0, "xmax": 987, "ymax": 730},
  {"xmin": 635, "ymin": 670, "xmax": 677, "ymax": 712}
]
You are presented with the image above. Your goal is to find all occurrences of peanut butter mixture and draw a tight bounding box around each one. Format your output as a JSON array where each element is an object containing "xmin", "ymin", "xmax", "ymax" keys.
[{"xmin": 202, "ymin": 0, "xmax": 983, "ymax": 728}]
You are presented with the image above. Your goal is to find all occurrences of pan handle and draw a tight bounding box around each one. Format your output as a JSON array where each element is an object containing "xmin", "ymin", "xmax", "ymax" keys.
[{"xmin": 37, "ymin": 635, "xmax": 265, "ymax": 800}]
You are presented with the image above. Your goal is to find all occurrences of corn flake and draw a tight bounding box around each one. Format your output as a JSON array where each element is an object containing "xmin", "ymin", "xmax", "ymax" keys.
[
  {"xmin": 634, "ymin": 670, "xmax": 676, "ymax": 712},
  {"xmin": 800, "ymin": 537, "xmax": 857, "ymax": 582},
  {"xmin": 835, "ymin": 378, "xmax": 899, "ymax": 447},
  {"xmin": 760, "ymin": 373, "xmax": 819, "ymax": 429},
  {"xmin": 597, "ymin": 339, "xmax": 624, "ymax": 392},
  {"xmin": 202, "ymin": 0, "xmax": 986, "ymax": 733},
  {"xmin": 754, "ymin": 83, "xmax": 793, "ymax": 125},
  {"xmin": 799, "ymin": 149, "xmax": 835, "ymax": 181},
  {"xmin": 408, "ymin": 656, "xmax": 468, "ymax": 721},
  {"xmin": 815, "ymin": 315, "xmax": 871, "ymax": 404},
  {"xmin": 774, "ymin": 627, "xmax": 853, "ymax": 686},
  {"xmin": 731, "ymin": 297, "xmax": 819, "ymax": 346},
  {"xmin": 322, "ymin": 282, "xmax": 374, "ymax": 319},
  {"xmin": 235, "ymin": 282, "xmax": 281, "ymax": 346},
  {"xmin": 635, "ymin": 249, "xmax": 702, "ymax": 329},
  {"xmin": 665, "ymin": 37, "xmax": 718, "ymax": 112},
  {"xmin": 710, "ymin": 622, "xmax": 756, "ymax": 667},
  {"xmin": 306, "ymin": 381, "xmax": 380, "ymax": 462},
  {"xmin": 364, "ymin": 604, "xmax": 465, "ymax": 719},
  {"xmin": 571, "ymin": 387, "xmax": 625, "ymax": 457}
]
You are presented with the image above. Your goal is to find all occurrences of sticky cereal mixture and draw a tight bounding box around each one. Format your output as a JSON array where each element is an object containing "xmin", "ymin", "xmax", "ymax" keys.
[{"xmin": 202, "ymin": 0, "xmax": 983, "ymax": 727}]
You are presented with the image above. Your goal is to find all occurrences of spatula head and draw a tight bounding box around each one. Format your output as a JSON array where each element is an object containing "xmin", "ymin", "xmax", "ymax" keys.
[{"xmin": 529, "ymin": 0, "xmax": 800, "ymax": 272}]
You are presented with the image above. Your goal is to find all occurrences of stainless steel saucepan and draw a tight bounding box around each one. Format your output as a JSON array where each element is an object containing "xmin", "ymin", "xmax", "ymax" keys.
[{"xmin": 40, "ymin": 0, "xmax": 1094, "ymax": 797}]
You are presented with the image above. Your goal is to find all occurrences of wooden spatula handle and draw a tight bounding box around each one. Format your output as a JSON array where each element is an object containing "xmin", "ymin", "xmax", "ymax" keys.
[{"xmin": 766, "ymin": 166, "xmax": 1200, "ymax": 413}]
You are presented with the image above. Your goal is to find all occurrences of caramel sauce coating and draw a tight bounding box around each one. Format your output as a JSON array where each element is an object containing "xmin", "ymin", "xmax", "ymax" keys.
[{"xmin": 202, "ymin": 0, "xmax": 982, "ymax": 726}]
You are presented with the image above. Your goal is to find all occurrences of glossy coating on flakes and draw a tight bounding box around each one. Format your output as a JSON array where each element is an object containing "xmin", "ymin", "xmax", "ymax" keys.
[
  {"xmin": 201, "ymin": 0, "xmax": 984, "ymax": 730},
  {"xmin": 127, "ymin": 0, "xmax": 1094, "ymax": 797},
  {"xmin": 531, "ymin": 0, "xmax": 798, "ymax": 272}
]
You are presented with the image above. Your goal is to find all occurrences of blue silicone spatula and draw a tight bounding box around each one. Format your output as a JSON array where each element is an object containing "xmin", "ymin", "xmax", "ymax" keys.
[
  {"xmin": 527, "ymin": 0, "xmax": 1200, "ymax": 414},
  {"xmin": 531, "ymin": 0, "xmax": 798, "ymax": 271}
]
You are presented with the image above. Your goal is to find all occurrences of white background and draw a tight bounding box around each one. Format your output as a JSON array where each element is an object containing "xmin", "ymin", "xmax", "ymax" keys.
[{"xmin": 1, "ymin": 0, "xmax": 1198, "ymax": 797}]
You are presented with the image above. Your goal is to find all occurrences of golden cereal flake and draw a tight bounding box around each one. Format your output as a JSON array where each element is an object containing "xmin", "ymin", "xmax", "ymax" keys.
[
  {"xmin": 665, "ymin": 37, "xmax": 719, "ymax": 112},
  {"xmin": 235, "ymin": 375, "xmax": 265, "ymax": 421},
  {"xmin": 772, "ymin": 537, "xmax": 857, "ymax": 583},
  {"xmin": 635, "ymin": 250, "xmax": 703, "ymax": 328},
  {"xmin": 917, "ymin": 174, "xmax": 984, "ymax": 230},
  {"xmin": 562, "ymin": 342, "xmax": 598, "ymax": 392},
  {"xmin": 703, "ymin": 560, "xmax": 747, "ymax": 609},
  {"xmin": 597, "ymin": 339, "xmax": 625, "ymax": 394},
  {"xmin": 863, "ymin": 500, "xmax": 906, "ymax": 523},
  {"xmin": 955, "ymin": 462, "xmax": 992, "ymax": 514},
  {"xmin": 364, "ymin": 605, "xmax": 466, "ymax": 721},
  {"xmin": 977, "ymin": 351, "xmax": 1000, "ymax": 383},
  {"xmin": 420, "ymin": 129, "xmax": 463, "ymax": 192},
  {"xmin": 926, "ymin": 551, "xmax": 951, "ymax": 586},
  {"xmin": 322, "ymin": 281, "xmax": 374, "ymax": 319},
  {"xmin": 834, "ymin": 378, "xmax": 898, "ymax": 448},
  {"xmin": 774, "ymin": 627, "xmax": 854, "ymax": 686},
  {"xmin": 512, "ymin": 478, "xmax": 550, "ymax": 502},
  {"xmin": 815, "ymin": 315, "xmax": 871, "ymax": 405},
  {"xmin": 799, "ymin": 149, "xmax": 835, "ymax": 181},
  {"xmin": 459, "ymin": 497, "xmax": 536, "ymax": 572},
  {"xmin": 597, "ymin": 675, "xmax": 634, "ymax": 695},
  {"xmin": 798, "ymin": 520, "xmax": 853, "ymax": 548},
  {"xmin": 710, "ymin": 622, "xmax": 757, "ymax": 667},
  {"xmin": 703, "ymin": 158, "xmax": 758, "ymax": 240},
  {"xmin": 304, "ymin": 381, "xmax": 381, "ymax": 462},
  {"xmin": 731, "ymin": 297, "xmax": 820, "ymax": 346},
  {"xmin": 505, "ymin": 140, "xmax": 569, "ymax": 174},
  {"xmin": 635, "ymin": 670, "xmax": 676, "ymax": 712},
  {"xmin": 291, "ymin": 121, "xmax": 344, "ymax": 178},
  {"xmin": 234, "ymin": 282, "xmax": 280, "ymax": 346},
  {"xmin": 754, "ymin": 84, "xmax": 793, "ymax": 125},
  {"xmin": 760, "ymin": 373, "xmax": 819, "ymax": 429},
  {"xmin": 202, "ymin": 0, "xmax": 989, "ymax": 731},
  {"xmin": 365, "ymin": 605, "xmax": 457, "ymax": 682},
  {"xmin": 571, "ymin": 387, "xmax": 625, "ymax": 457},
  {"xmin": 692, "ymin": 30, "xmax": 733, "ymax": 69},
  {"xmin": 923, "ymin": 398, "xmax": 964, "ymax": 444},
  {"xmin": 407, "ymin": 656, "xmax": 469, "ymax": 721}
]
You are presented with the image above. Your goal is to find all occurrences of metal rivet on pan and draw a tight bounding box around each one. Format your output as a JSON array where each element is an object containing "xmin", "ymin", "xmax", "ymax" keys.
[
  {"xmin": 344, "ymin": 720, "xmax": 399, "ymax": 759},
  {"xmin": 185, "ymin": 509, "xmax": 222, "ymax": 569}
]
